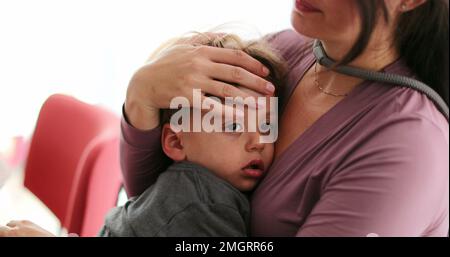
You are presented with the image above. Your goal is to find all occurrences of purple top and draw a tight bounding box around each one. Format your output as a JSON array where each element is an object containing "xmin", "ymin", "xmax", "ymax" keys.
[{"xmin": 120, "ymin": 30, "xmax": 449, "ymax": 236}]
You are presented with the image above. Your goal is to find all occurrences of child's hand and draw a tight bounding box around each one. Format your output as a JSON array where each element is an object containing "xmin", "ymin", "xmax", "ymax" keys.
[{"xmin": 0, "ymin": 220, "xmax": 55, "ymax": 237}]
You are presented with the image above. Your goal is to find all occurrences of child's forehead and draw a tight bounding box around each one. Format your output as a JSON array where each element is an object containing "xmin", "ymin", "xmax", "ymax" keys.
[
  {"xmin": 197, "ymin": 109, "xmax": 273, "ymax": 126},
  {"xmin": 199, "ymin": 97, "xmax": 275, "ymax": 119},
  {"xmin": 199, "ymin": 85, "xmax": 277, "ymax": 119}
]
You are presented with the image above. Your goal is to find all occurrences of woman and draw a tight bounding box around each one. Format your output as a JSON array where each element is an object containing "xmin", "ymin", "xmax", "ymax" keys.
[
  {"xmin": 1, "ymin": 0, "xmax": 448, "ymax": 236},
  {"xmin": 121, "ymin": 0, "xmax": 449, "ymax": 236}
]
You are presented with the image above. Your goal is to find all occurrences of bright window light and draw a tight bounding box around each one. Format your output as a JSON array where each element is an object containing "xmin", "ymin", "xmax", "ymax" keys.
[{"xmin": 0, "ymin": 0, "xmax": 293, "ymax": 143}]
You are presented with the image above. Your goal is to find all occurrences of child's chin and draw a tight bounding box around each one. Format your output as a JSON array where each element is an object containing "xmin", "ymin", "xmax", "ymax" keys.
[{"xmin": 234, "ymin": 180, "xmax": 258, "ymax": 192}]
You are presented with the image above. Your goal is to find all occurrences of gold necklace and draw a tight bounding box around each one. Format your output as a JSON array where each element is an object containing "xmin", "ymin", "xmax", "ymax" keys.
[{"xmin": 314, "ymin": 62, "xmax": 349, "ymax": 97}]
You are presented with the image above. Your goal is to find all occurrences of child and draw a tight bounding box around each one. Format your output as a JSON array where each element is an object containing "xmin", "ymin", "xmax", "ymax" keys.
[{"xmin": 98, "ymin": 33, "xmax": 286, "ymax": 237}]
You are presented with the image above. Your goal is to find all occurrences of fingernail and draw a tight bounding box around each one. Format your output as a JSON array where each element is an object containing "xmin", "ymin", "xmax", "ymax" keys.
[
  {"xmin": 262, "ymin": 66, "xmax": 270, "ymax": 76},
  {"xmin": 266, "ymin": 83, "xmax": 275, "ymax": 94}
]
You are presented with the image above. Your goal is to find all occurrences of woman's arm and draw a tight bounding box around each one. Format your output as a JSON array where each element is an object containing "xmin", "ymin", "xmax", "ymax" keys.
[
  {"xmin": 120, "ymin": 111, "xmax": 172, "ymax": 197},
  {"xmin": 296, "ymin": 114, "xmax": 449, "ymax": 236}
]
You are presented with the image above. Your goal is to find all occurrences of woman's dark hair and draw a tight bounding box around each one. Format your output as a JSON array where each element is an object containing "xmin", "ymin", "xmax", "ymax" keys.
[{"xmin": 341, "ymin": 0, "xmax": 449, "ymax": 105}]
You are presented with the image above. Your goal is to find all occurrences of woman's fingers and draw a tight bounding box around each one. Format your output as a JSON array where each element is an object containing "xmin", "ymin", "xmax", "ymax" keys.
[
  {"xmin": 6, "ymin": 220, "xmax": 19, "ymax": 227},
  {"xmin": 196, "ymin": 46, "xmax": 274, "ymax": 95},
  {"xmin": 204, "ymin": 79, "xmax": 254, "ymax": 98},
  {"xmin": 203, "ymin": 46, "xmax": 270, "ymax": 77},
  {"xmin": 204, "ymin": 79, "xmax": 267, "ymax": 110},
  {"xmin": 177, "ymin": 75, "xmax": 252, "ymax": 110},
  {"xmin": 0, "ymin": 225, "xmax": 12, "ymax": 236},
  {"xmin": 207, "ymin": 62, "xmax": 275, "ymax": 96}
]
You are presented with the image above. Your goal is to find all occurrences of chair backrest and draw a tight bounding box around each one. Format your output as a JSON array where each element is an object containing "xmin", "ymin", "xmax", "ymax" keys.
[
  {"xmin": 24, "ymin": 94, "xmax": 120, "ymax": 230},
  {"xmin": 77, "ymin": 137, "xmax": 123, "ymax": 236}
]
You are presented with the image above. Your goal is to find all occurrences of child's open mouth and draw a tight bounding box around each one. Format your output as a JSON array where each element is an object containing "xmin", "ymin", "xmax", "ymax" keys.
[{"xmin": 241, "ymin": 159, "xmax": 265, "ymax": 178}]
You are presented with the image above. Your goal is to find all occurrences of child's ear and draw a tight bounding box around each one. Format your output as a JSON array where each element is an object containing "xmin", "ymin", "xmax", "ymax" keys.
[{"xmin": 161, "ymin": 123, "xmax": 186, "ymax": 162}]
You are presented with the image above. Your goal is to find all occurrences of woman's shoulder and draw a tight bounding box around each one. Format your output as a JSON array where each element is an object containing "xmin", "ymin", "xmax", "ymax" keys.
[
  {"xmin": 355, "ymin": 82, "xmax": 449, "ymax": 149},
  {"xmin": 387, "ymin": 87, "xmax": 448, "ymax": 141},
  {"xmin": 371, "ymin": 60, "xmax": 448, "ymax": 138}
]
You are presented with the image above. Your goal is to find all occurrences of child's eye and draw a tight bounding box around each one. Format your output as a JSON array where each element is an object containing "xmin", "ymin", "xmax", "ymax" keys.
[
  {"xmin": 225, "ymin": 122, "xmax": 243, "ymax": 133},
  {"xmin": 259, "ymin": 122, "xmax": 273, "ymax": 135}
]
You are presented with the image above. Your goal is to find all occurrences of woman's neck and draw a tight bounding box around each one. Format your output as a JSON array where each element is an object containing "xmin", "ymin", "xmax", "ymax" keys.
[
  {"xmin": 314, "ymin": 36, "xmax": 399, "ymax": 95},
  {"xmin": 321, "ymin": 34, "xmax": 399, "ymax": 72}
]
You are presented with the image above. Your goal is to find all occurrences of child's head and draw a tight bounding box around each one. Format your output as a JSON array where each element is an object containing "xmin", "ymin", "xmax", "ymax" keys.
[{"xmin": 158, "ymin": 33, "xmax": 286, "ymax": 191}]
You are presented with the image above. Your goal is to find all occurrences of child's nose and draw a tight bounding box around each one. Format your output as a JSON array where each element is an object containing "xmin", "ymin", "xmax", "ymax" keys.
[{"xmin": 245, "ymin": 132, "xmax": 265, "ymax": 152}]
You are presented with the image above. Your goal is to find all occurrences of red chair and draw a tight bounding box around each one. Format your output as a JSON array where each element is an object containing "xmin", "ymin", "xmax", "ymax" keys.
[
  {"xmin": 76, "ymin": 137, "xmax": 123, "ymax": 236},
  {"xmin": 24, "ymin": 94, "xmax": 120, "ymax": 235}
]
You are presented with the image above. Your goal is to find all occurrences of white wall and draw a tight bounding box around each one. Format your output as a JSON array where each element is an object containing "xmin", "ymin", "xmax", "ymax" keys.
[{"xmin": 0, "ymin": 0, "xmax": 293, "ymax": 148}]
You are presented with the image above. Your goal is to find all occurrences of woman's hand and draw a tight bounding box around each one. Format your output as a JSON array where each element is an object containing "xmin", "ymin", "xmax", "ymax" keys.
[
  {"xmin": 125, "ymin": 43, "xmax": 275, "ymax": 130},
  {"xmin": 0, "ymin": 220, "xmax": 55, "ymax": 237}
]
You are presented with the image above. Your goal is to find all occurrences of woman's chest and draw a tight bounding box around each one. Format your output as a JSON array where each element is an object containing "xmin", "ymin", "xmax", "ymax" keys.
[
  {"xmin": 252, "ymin": 80, "xmax": 357, "ymax": 235},
  {"xmin": 275, "ymin": 77, "xmax": 341, "ymax": 159},
  {"xmin": 250, "ymin": 149, "xmax": 332, "ymax": 236}
]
